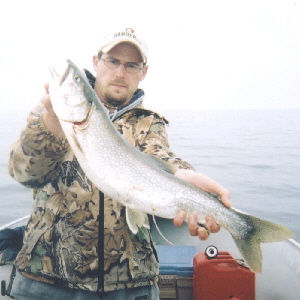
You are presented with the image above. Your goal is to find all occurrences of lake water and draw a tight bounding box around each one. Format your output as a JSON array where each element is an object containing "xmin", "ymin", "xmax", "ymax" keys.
[{"xmin": 0, "ymin": 108, "xmax": 299, "ymax": 242}]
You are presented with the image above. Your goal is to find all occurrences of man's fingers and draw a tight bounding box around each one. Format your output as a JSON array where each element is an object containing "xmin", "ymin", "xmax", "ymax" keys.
[
  {"xmin": 205, "ymin": 216, "xmax": 220, "ymax": 233},
  {"xmin": 187, "ymin": 214, "xmax": 199, "ymax": 236},
  {"xmin": 197, "ymin": 226, "xmax": 209, "ymax": 240},
  {"xmin": 223, "ymin": 198, "xmax": 231, "ymax": 208},
  {"xmin": 42, "ymin": 95, "xmax": 53, "ymax": 112},
  {"xmin": 174, "ymin": 211, "xmax": 221, "ymax": 241},
  {"xmin": 42, "ymin": 94, "xmax": 57, "ymax": 118},
  {"xmin": 219, "ymin": 189, "xmax": 231, "ymax": 208},
  {"xmin": 44, "ymin": 82, "xmax": 49, "ymax": 93},
  {"xmin": 42, "ymin": 94, "xmax": 51, "ymax": 107},
  {"xmin": 173, "ymin": 210, "xmax": 186, "ymax": 227}
]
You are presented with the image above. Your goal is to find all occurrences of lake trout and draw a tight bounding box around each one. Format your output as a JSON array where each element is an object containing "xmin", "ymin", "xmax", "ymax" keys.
[{"xmin": 48, "ymin": 59, "xmax": 293, "ymax": 272}]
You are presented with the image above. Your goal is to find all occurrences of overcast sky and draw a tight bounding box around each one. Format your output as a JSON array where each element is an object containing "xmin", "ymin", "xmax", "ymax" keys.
[{"xmin": 0, "ymin": 0, "xmax": 299, "ymax": 113}]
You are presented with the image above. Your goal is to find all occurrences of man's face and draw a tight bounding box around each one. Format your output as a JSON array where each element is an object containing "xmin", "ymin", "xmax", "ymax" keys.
[{"xmin": 93, "ymin": 43, "xmax": 148, "ymax": 108}]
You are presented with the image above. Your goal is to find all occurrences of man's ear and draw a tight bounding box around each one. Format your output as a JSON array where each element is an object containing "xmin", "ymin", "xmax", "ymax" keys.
[
  {"xmin": 93, "ymin": 55, "xmax": 99, "ymax": 72},
  {"xmin": 140, "ymin": 65, "xmax": 148, "ymax": 81}
]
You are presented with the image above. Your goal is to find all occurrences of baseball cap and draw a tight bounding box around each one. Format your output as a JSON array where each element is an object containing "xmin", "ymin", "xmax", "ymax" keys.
[{"xmin": 98, "ymin": 28, "xmax": 148, "ymax": 64}]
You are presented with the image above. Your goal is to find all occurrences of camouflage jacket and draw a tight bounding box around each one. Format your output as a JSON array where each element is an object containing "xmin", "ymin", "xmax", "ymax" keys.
[{"xmin": 8, "ymin": 89, "xmax": 194, "ymax": 292}]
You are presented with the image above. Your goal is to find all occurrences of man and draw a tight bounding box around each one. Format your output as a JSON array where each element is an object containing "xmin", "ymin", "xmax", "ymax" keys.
[{"xmin": 7, "ymin": 28, "xmax": 230, "ymax": 299}]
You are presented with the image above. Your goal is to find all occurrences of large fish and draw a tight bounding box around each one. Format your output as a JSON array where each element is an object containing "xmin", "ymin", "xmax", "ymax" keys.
[{"xmin": 48, "ymin": 59, "xmax": 293, "ymax": 272}]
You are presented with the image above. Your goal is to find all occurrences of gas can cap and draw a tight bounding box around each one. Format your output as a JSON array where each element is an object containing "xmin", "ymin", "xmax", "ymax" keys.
[{"xmin": 205, "ymin": 245, "xmax": 218, "ymax": 258}]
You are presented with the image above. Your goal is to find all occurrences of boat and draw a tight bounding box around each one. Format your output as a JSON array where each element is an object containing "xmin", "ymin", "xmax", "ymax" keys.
[{"xmin": 1, "ymin": 215, "xmax": 300, "ymax": 299}]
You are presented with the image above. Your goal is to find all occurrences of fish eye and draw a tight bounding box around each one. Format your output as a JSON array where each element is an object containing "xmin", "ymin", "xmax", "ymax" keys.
[{"xmin": 74, "ymin": 75, "xmax": 81, "ymax": 82}]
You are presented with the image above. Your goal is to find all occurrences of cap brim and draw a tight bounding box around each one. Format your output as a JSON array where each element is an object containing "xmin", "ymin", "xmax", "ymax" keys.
[{"xmin": 100, "ymin": 39, "xmax": 147, "ymax": 64}]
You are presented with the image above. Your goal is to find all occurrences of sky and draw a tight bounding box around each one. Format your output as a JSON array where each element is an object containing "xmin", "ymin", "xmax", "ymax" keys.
[{"xmin": 0, "ymin": 0, "xmax": 299, "ymax": 113}]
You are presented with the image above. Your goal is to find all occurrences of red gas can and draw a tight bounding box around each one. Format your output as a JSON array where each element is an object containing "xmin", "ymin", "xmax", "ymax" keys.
[{"xmin": 193, "ymin": 250, "xmax": 255, "ymax": 300}]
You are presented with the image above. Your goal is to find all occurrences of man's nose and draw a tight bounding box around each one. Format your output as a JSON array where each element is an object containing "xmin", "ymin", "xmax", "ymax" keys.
[{"xmin": 115, "ymin": 63, "xmax": 127, "ymax": 76}]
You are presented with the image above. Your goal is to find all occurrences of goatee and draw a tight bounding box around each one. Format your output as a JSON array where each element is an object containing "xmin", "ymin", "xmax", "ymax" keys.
[{"xmin": 105, "ymin": 96, "xmax": 129, "ymax": 108}]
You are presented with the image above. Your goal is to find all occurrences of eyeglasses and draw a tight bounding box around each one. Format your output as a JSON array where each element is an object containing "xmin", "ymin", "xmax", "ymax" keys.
[{"xmin": 101, "ymin": 57, "xmax": 144, "ymax": 74}]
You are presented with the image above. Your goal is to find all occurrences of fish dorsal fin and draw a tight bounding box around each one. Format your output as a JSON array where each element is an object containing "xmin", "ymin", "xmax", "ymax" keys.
[
  {"xmin": 152, "ymin": 215, "xmax": 174, "ymax": 245},
  {"xmin": 142, "ymin": 153, "xmax": 176, "ymax": 174},
  {"xmin": 126, "ymin": 207, "xmax": 150, "ymax": 235}
]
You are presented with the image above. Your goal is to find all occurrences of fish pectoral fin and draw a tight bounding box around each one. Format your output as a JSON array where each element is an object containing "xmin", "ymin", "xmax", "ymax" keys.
[{"xmin": 126, "ymin": 207, "xmax": 150, "ymax": 235}]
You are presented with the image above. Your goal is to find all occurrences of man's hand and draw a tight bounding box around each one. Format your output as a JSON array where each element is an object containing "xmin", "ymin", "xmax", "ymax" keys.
[
  {"xmin": 173, "ymin": 169, "xmax": 231, "ymax": 240},
  {"xmin": 42, "ymin": 83, "xmax": 65, "ymax": 138}
]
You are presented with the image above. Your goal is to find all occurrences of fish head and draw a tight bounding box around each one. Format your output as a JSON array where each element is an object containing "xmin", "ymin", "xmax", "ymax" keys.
[{"xmin": 49, "ymin": 59, "xmax": 94, "ymax": 124}]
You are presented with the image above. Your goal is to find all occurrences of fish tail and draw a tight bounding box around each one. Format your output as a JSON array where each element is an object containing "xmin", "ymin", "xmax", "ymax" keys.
[{"xmin": 232, "ymin": 210, "xmax": 293, "ymax": 272}]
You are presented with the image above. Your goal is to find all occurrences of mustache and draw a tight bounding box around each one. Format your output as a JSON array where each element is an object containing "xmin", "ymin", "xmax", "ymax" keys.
[{"xmin": 110, "ymin": 80, "xmax": 128, "ymax": 87}]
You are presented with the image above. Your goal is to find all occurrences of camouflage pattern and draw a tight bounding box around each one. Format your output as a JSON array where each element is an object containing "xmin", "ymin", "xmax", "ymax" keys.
[{"xmin": 8, "ymin": 102, "xmax": 194, "ymax": 292}]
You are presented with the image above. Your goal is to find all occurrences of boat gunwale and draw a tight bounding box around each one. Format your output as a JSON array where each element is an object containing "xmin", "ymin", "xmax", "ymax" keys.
[{"xmin": 0, "ymin": 215, "xmax": 30, "ymax": 231}]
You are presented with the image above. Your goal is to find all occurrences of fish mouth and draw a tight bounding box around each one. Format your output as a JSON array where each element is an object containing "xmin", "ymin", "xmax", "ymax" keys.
[
  {"xmin": 73, "ymin": 104, "xmax": 95, "ymax": 129},
  {"xmin": 59, "ymin": 63, "xmax": 71, "ymax": 86},
  {"xmin": 49, "ymin": 60, "xmax": 71, "ymax": 86}
]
